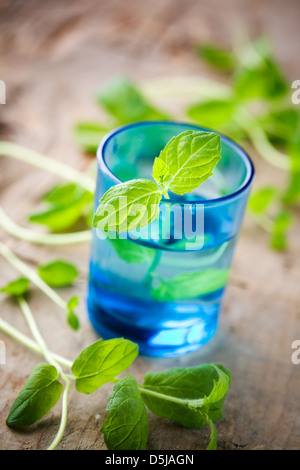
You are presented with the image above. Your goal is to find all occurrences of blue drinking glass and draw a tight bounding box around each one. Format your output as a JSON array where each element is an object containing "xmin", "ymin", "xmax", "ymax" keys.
[{"xmin": 87, "ymin": 121, "xmax": 254, "ymax": 357}]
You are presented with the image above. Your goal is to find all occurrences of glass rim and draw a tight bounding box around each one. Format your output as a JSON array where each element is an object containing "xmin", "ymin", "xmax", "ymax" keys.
[{"xmin": 97, "ymin": 120, "xmax": 255, "ymax": 205}]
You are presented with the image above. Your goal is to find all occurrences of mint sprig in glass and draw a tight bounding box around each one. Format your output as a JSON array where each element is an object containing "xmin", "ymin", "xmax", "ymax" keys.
[{"xmin": 88, "ymin": 121, "xmax": 254, "ymax": 357}]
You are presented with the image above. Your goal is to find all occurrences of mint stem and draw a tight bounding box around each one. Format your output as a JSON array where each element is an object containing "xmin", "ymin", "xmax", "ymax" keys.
[
  {"xmin": 0, "ymin": 316, "xmax": 72, "ymax": 369},
  {"xmin": 233, "ymin": 110, "xmax": 290, "ymax": 171},
  {"xmin": 0, "ymin": 141, "xmax": 95, "ymax": 193},
  {"xmin": 144, "ymin": 250, "xmax": 162, "ymax": 288},
  {"xmin": 0, "ymin": 205, "xmax": 91, "ymax": 245},
  {"xmin": 0, "ymin": 241, "xmax": 67, "ymax": 312},
  {"xmin": 17, "ymin": 297, "xmax": 71, "ymax": 451}
]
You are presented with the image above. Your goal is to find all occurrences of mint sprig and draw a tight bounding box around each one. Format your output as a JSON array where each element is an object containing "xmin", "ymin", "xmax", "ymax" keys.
[
  {"xmin": 3, "ymin": 302, "xmax": 230, "ymax": 450},
  {"xmin": 92, "ymin": 130, "xmax": 222, "ymax": 233}
]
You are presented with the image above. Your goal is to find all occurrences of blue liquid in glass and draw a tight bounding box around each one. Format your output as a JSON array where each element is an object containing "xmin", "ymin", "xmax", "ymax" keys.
[{"xmin": 87, "ymin": 207, "xmax": 237, "ymax": 357}]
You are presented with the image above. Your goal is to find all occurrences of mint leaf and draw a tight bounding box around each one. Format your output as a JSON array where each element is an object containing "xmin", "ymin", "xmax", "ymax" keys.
[
  {"xmin": 152, "ymin": 157, "xmax": 173, "ymax": 187},
  {"xmin": 196, "ymin": 43, "xmax": 235, "ymax": 71},
  {"xmin": 42, "ymin": 183, "xmax": 85, "ymax": 205},
  {"xmin": 158, "ymin": 131, "xmax": 221, "ymax": 195},
  {"xmin": 67, "ymin": 309, "xmax": 80, "ymax": 331},
  {"xmin": 97, "ymin": 76, "xmax": 168, "ymax": 124},
  {"xmin": 152, "ymin": 269, "xmax": 229, "ymax": 301},
  {"xmin": 29, "ymin": 186, "xmax": 93, "ymax": 231},
  {"xmin": 248, "ymin": 186, "xmax": 278, "ymax": 214},
  {"xmin": 6, "ymin": 364, "xmax": 63, "ymax": 426},
  {"xmin": 71, "ymin": 338, "xmax": 138, "ymax": 394},
  {"xmin": 187, "ymin": 98, "xmax": 236, "ymax": 128},
  {"xmin": 233, "ymin": 37, "xmax": 288, "ymax": 101},
  {"xmin": 66, "ymin": 296, "xmax": 80, "ymax": 331},
  {"xmin": 140, "ymin": 364, "xmax": 231, "ymax": 429},
  {"xmin": 234, "ymin": 64, "xmax": 287, "ymax": 101},
  {"xmin": 270, "ymin": 210, "xmax": 293, "ymax": 251},
  {"xmin": 234, "ymin": 51, "xmax": 288, "ymax": 102},
  {"xmin": 92, "ymin": 179, "xmax": 162, "ymax": 234},
  {"xmin": 67, "ymin": 296, "xmax": 79, "ymax": 311},
  {"xmin": 38, "ymin": 260, "xmax": 78, "ymax": 287},
  {"xmin": 1, "ymin": 277, "xmax": 30, "ymax": 296},
  {"xmin": 283, "ymin": 134, "xmax": 300, "ymax": 204},
  {"xmin": 101, "ymin": 375, "xmax": 148, "ymax": 450},
  {"xmin": 109, "ymin": 237, "xmax": 155, "ymax": 264},
  {"xmin": 73, "ymin": 121, "xmax": 108, "ymax": 154},
  {"xmin": 260, "ymin": 108, "xmax": 300, "ymax": 141}
]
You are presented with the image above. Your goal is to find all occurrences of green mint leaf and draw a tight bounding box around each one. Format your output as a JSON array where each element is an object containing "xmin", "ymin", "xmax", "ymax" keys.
[
  {"xmin": 234, "ymin": 63, "xmax": 287, "ymax": 101},
  {"xmin": 248, "ymin": 186, "xmax": 278, "ymax": 214},
  {"xmin": 158, "ymin": 130, "xmax": 221, "ymax": 195},
  {"xmin": 260, "ymin": 108, "xmax": 300, "ymax": 142},
  {"xmin": 67, "ymin": 309, "xmax": 80, "ymax": 331},
  {"xmin": 187, "ymin": 98, "xmax": 236, "ymax": 128},
  {"xmin": 152, "ymin": 157, "xmax": 173, "ymax": 187},
  {"xmin": 196, "ymin": 43, "xmax": 235, "ymax": 71},
  {"xmin": 270, "ymin": 210, "xmax": 293, "ymax": 251},
  {"xmin": 92, "ymin": 179, "xmax": 162, "ymax": 234},
  {"xmin": 233, "ymin": 39, "xmax": 288, "ymax": 102},
  {"xmin": 71, "ymin": 338, "xmax": 138, "ymax": 394},
  {"xmin": 233, "ymin": 37, "xmax": 288, "ymax": 101},
  {"xmin": 152, "ymin": 269, "xmax": 229, "ymax": 302},
  {"xmin": 29, "ymin": 186, "xmax": 93, "ymax": 231},
  {"xmin": 97, "ymin": 76, "xmax": 168, "ymax": 124},
  {"xmin": 141, "ymin": 364, "xmax": 231, "ymax": 429},
  {"xmin": 73, "ymin": 121, "xmax": 109, "ymax": 154},
  {"xmin": 1, "ymin": 277, "xmax": 30, "ymax": 297},
  {"xmin": 283, "ymin": 134, "xmax": 300, "ymax": 204},
  {"xmin": 6, "ymin": 363, "xmax": 63, "ymax": 427},
  {"xmin": 108, "ymin": 237, "xmax": 155, "ymax": 264},
  {"xmin": 101, "ymin": 375, "xmax": 148, "ymax": 450},
  {"xmin": 42, "ymin": 183, "xmax": 84, "ymax": 205},
  {"xmin": 188, "ymin": 365, "xmax": 230, "ymax": 410},
  {"xmin": 206, "ymin": 418, "xmax": 217, "ymax": 450},
  {"xmin": 284, "ymin": 173, "xmax": 300, "ymax": 206},
  {"xmin": 38, "ymin": 260, "xmax": 78, "ymax": 287},
  {"xmin": 66, "ymin": 296, "xmax": 80, "ymax": 331},
  {"xmin": 67, "ymin": 295, "xmax": 79, "ymax": 310}
]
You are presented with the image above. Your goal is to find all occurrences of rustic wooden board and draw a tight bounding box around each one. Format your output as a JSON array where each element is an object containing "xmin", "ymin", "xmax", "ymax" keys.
[{"xmin": 0, "ymin": 0, "xmax": 299, "ymax": 450}]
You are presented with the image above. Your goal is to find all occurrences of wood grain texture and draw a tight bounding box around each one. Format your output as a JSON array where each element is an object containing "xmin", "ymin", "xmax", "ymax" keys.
[{"xmin": 0, "ymin": 0, "xmax": 300, "ymax": 450}]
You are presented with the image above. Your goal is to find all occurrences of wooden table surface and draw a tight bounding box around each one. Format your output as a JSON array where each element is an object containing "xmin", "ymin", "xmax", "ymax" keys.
[{"xmin": 0, "ymin": 0, "xmax": 299, "ymax": 450}]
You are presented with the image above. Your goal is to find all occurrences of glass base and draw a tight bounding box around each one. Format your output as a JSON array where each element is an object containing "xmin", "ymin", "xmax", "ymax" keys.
[{"xmin": 86, "ymin": 284, "xmax": 220, "ymax": 357}]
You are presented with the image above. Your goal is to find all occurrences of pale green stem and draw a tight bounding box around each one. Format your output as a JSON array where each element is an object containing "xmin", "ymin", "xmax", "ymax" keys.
[
  {"xmin": 0, "ymin": 206, "xmax": 91, "ymax": 245},
  {"xmin": 245, "ymin": 125, "xmax": 290, "ymax": 171},
  {"xmin": 0, "ymin": 241, "xmax": 67, "ymax": 311},
  {"xmin": 0, "ymin": 141, "xmax": 95, "ymax": 193},
  {"xmin": 234, "ymin": 110, "xmax": 290, "ymax": 171},
  {"xmin": 138, "ymin": 386, "xmax": 192, "ymax": 406},
  {"xmin": 0, "ymin": 316, "xmax": 72, "ymax": 369},
  {"xmin": 17, "ymin": 296, "xmax": 62, "ymax": 368},
  {"xmin": 17, "ymin": 297, "xmax": 71, "ymax": 451},
  {"xmin": 0, "ymin": 205, "xmax": 91, "ymax": 245},
  {"xmin": 47, "ymin": 379, "xmax": 71, "ymax": 451},
  {"xmin": 206, "ymin": 417, "xmax": 217, "ymax": 450},
  {"xmin": 250, "ymin": 212, "xmax": 273, "ymax": 232},
  {"xmin": 142, "ymin": 76, "xmax": 230, "ymax": 100}
]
